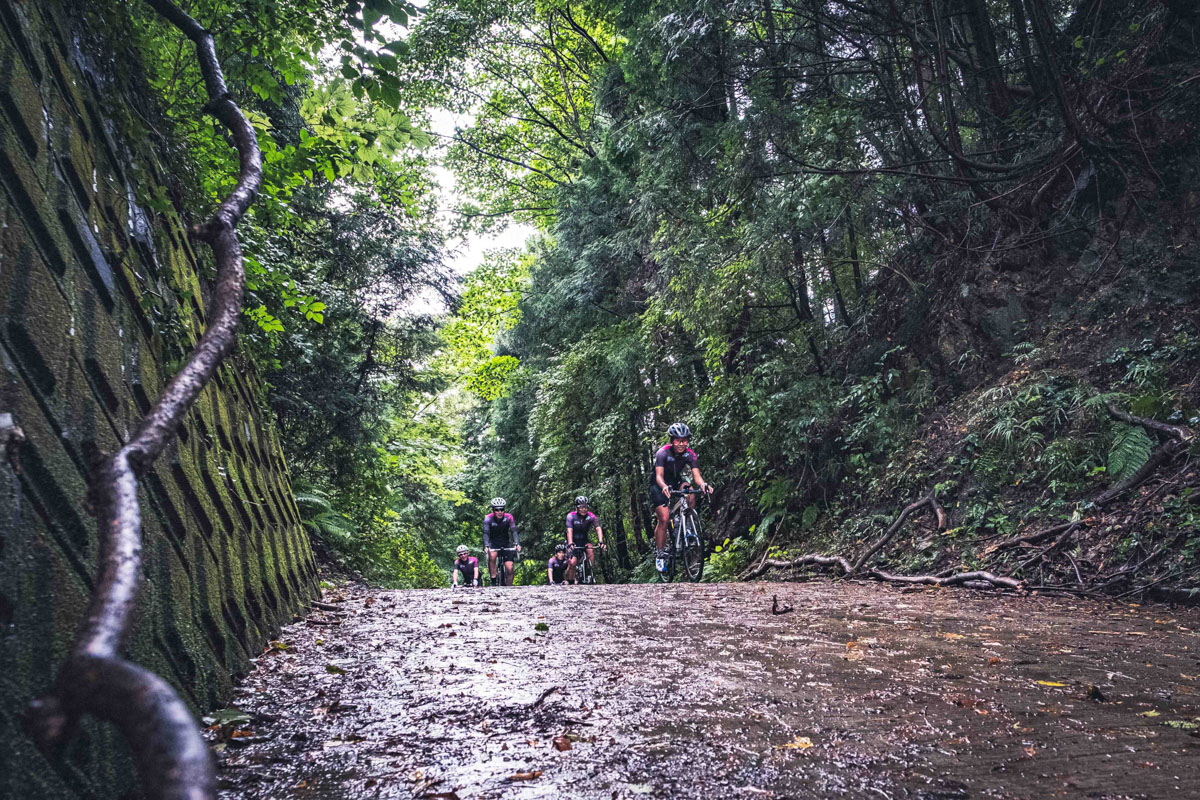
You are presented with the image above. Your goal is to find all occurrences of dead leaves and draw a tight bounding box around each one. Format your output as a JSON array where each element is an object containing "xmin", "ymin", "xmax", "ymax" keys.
[
  {"xmin": 775, "ymin": 736, "xmax": 814, "ymax": 751},
  {"xmin": 507, "ymin": 771, "xmax": 543, "ymax": 782}
]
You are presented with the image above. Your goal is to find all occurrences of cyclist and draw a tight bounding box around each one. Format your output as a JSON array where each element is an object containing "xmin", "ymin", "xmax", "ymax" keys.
[
  {"xmin": 483, "ymin": 497, "xmax": 520, "ymax": 585},
  {"xmin": 565, "ymin": 495, "xmax": 605, "ymax": 583},
  {"xmin": 451, "ymin": 544, "xmax": 480, "ymax": 588},
  {"xmin": 649, "ymin": 422, "xmax": 712, "ymax": 575},
  {"xmin": 547, "ymin": 543, "xmax": 571, "ymax": 585}
]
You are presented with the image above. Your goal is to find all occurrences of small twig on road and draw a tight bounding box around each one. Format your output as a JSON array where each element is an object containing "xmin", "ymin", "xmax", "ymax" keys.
[
  {"xmin": 527, "ymin": 686, "xmax": 559, "ymax": 709},
  {"xmin": 771, "ymin": 595, "xmax": 794, "ymax": 615},
  {"xmin": 313, "ymin": 600, "xmax": 346, "ymax": 611}
]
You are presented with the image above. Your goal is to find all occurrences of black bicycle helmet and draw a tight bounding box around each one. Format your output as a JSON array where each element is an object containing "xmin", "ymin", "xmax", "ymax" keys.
[
  {"xmin": 667, "ymin": 422, "xmax": 691, "ymax": 439},
  {"xmin": 574, "ymin": 495, "xmax": 589, "ymax": 507},
  {"xmin": 489, "ymin": 497, "xmax": 506, "ymax": 511}
]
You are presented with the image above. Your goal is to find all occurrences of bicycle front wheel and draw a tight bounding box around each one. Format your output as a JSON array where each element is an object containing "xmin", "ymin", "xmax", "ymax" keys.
[{"xmin": 681, "ymin": 512, "xmax": 704, "ymax": 582}]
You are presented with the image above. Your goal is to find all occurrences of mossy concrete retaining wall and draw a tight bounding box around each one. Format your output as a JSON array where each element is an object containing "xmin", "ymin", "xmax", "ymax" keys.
[{"xmin": 0, "ymin": 2, "xmax": 318, "ymax": 796}]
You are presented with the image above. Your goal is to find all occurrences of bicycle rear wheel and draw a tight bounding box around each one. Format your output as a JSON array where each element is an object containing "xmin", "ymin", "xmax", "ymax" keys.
[{"xmin": 681, "ymin": 511, "xmax": 704, "ymax": 582}]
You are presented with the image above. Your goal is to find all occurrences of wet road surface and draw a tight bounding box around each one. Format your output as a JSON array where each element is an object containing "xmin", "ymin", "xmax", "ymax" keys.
[{"xmin": 214, "ymin": 581, "xmax": 1200, "ymax": 799}]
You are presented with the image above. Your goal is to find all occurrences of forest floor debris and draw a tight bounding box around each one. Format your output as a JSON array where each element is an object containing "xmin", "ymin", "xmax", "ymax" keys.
[{"xmin": 215, "ymin": 581, "xmax": 1200, "ymax": 798}]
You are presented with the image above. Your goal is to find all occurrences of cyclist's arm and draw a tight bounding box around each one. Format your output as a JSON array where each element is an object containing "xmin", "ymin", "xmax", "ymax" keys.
[
  {"xmin": 692, "ymin": 466, "xmax": 710, "ymax": 493},
  {"xmin": 655, "ymin": 464, "xmax": 670, "ymax": 493},
  {"xmin": 547, "ymin": 565, "xmax": 554, "ymax": 584},
  {"xmin": 451, "ymin": 567, "xmax": 461, "ymax": 586},
  {"xmin": 510, "ymin": 517, "xmax": 519, "ymax": 549},
  {"xmin": 596, "ymin": 523, "xmax": 605, "ymax": 544},
  {"xmin": 482, "ymin": 516, "xmax": 492, "ymax": 551}
]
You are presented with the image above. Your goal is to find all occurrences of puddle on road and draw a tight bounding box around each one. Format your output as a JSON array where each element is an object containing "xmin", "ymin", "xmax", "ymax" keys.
[{"xmin": 214, "ymin": 581, "xmax": 1200, "ymax": 798}]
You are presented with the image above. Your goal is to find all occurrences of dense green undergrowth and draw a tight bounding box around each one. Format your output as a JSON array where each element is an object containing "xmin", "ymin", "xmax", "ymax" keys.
[{"xmin": 112, "ymin": 0, "xmax": 1200, "ymax": 592}]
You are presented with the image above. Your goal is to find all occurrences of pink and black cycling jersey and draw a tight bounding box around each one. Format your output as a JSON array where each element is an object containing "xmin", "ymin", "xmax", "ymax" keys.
[
  {"xmin": 454, "ymin": 556, "xmax": 479, "ymax": 579},
  {"xmin": 566, "ymin": 510, "xmax": 599, "ymax": 543},
  {"xmin": 653, "ymin": 444, "xmax": 698, "ymax": 487},
  {"xmin": 483, "ymin": 512, "xmax": 519, "ymax": 549},
  {"xmin": 548, "ymin": 555, "xmax": 569, "ymax": 583}
]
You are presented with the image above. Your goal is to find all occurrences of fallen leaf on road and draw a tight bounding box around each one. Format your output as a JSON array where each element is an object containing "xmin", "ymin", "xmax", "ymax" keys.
[
  {"xmin": 508, "ymin": 771, "xmax": 543, "ymax": 781},
  {"xmin": 202, "ymin": 708, "xmax": 251, "ymax": 727},
  {"xmin": 941, "ymin": 633, "xmax": 964, "ymax": 640},
  {"xmin": 1139, "ymin": 710, "xmax": 1161, "ymax": 717},
  {"xmin": 553, "ymin": 736, "xmax": 572, "ymax": 751},
  {"xmin": 325, "ymin": 664, "xmax": 346, "ymax": 675},
  {"xmin": 535, "ymin": 622, "xmax": 550, "ymax": 632},
  {"xmin": 1036, "ymin": 681, "xmax": 1067, "ymax": 687},
  {"xmin": 775, "ymin": 736, "xmax": 813, "ymax": 750}
]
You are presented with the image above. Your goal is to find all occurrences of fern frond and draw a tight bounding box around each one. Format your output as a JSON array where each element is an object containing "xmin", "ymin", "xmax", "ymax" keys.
[{"xmin": 1107, "ymin": 424, "xmax": 1154, "ymax": 483}]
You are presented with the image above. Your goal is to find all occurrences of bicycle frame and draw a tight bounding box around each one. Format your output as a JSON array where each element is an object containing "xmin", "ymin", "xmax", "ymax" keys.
[
  {"xmin": 570, "ymin": 544, "xmax": 594, "ymax": 584},
  {"xmin": 664, "ymin": 486, "xmax": 705, "ymax": 582},
  {"xmin": 492, "ymin": 546, "xmax": 519, "ymax": 586}
]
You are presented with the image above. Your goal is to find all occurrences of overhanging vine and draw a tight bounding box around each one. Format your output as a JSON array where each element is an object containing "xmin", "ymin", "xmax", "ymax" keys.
[{"xmin": 22, "ymin": 2, "xmax": 260, "ymax": 797}]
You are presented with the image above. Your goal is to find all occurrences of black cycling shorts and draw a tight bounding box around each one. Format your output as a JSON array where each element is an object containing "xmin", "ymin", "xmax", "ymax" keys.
[{"xmin": 648, "ymin": 483, "xmax": 672, "ymax": 508}]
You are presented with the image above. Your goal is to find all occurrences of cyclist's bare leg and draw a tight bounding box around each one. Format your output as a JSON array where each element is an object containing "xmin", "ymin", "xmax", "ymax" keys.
[
  {"xmin": 503, "ymin": 559, "xmax": 515, "ymax": 586},
  {"xmin": 488, "ymin": 550, "xmax": 498, "ymax": 582},
  {"xmin": 567, "ymin": 553, "xmax": 578, "ymax": 583},
  {"xmin": 585, "ymin": 543, "xmax": 595, "ymax": 566},
  {"xmin": 654, "ymin": 503, "xmax": 670, "ymax": 550}
]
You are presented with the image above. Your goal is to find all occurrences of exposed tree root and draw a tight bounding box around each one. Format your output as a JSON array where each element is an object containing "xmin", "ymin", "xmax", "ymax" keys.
[
  {"xmin": 743, "ymin": 401, "xmax": 1197, "ymax": 599},
  {"xmin": 852, "ymin": 490, "xmax": 944, "ymax": 574},
  {"xmin": 864, "ymin": 569, "xmax": 1021, "ymax": 590},
  {"xmin": 739, "ymin": 490, "xmax": 996, "ymax": 589}
]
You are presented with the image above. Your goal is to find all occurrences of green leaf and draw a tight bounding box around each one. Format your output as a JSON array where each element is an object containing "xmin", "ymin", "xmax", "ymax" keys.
[{"xmin": 1107, "ymin": 424, "xmax": 1153, "ymax": 483}]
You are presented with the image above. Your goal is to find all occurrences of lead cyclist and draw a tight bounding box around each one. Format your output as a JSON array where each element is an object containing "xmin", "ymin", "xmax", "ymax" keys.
[
  {"xmin": 649, "ymin": 422, "xmax": 712, "ymax": 575},
  {"xmin": 483, "ymin": 497, "xmax": 521, "ymax": 585}
]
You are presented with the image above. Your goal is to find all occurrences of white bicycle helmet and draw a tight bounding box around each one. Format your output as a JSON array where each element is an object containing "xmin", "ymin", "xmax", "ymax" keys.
[
  {"xmin": 456, "ymin": 544, "xmax": 470, "ymax": 556},
  {"xmin": 490, "ymin": 497, "xmax": 507, "ymax": 511}
]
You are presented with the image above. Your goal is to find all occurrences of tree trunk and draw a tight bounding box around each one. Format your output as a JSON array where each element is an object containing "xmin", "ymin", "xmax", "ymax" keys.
[
  {"xmin": 611, "ymin": 484, "xmax": 633, "ymax": 568},
  {"xmin": 820, "ymin": 230, "xmax": 850, "ymax": 325},
  {"xmin": 846, "ymin": 213, "xmax": 864, "ymax": 298},
  {"xmin": 961, "ymin": 0, "xmax": 1010, "ymax": 125},
  {"xmin": 629, "ymin": 479, "xmax": 649, "ymax": 555},
  {"xmin": 1027, "ymin": 0, "xmax": 1086, "ymax": 142}
]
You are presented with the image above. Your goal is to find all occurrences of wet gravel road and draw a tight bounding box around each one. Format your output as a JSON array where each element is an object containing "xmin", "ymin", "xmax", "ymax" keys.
[{"xmin": 215, "ymin": 581, "xmax": 1200, "ymax": 799}]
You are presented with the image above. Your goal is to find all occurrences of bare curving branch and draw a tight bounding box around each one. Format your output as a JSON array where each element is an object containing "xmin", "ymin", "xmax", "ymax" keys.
[{"xmin": 24, "ymin": 3, "xmax": 261, "ymax": 799}]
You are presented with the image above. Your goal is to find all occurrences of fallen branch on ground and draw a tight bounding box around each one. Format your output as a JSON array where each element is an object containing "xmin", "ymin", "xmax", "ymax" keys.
[
  {"xmin": 864, "ymin": 570, "xmax": 1022, "ymax": 590},
  {"xmin": 1014, "ymin": 522, "xmax": 1080, "ymax": 575},
  {"xmin": 852, "ymin": 490, "xmax": 944, "ymax": 574}
]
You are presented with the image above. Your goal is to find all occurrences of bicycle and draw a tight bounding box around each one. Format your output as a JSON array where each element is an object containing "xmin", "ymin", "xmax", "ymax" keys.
[
  {"xmin": 658, "ymin": 487, "xmax": 706, "ymax": 583},
  {"xmin": 491, "ymin": 546, "xmax": 520, "ymax": 586},
  {"xmin": 570, "ymin": 544, "xmax": 602, "ymax": 585}
]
